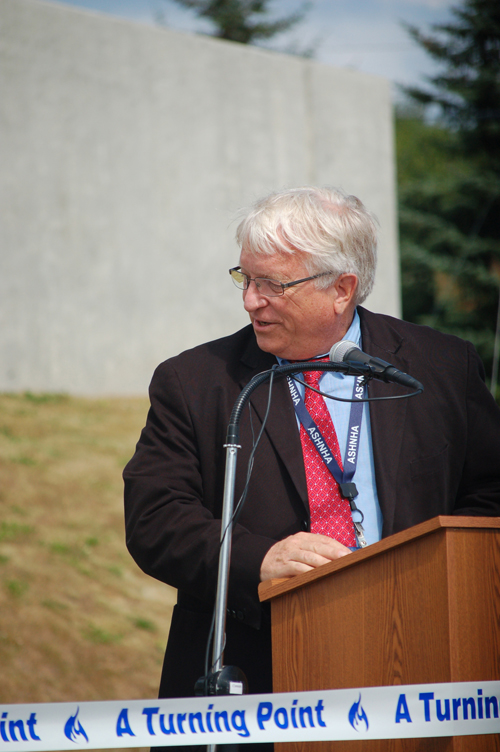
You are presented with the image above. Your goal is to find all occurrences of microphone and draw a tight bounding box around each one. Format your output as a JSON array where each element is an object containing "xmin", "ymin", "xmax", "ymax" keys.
[{"xmin": 329, "ymin": 340, "xmax": 423, "ymax": 391}]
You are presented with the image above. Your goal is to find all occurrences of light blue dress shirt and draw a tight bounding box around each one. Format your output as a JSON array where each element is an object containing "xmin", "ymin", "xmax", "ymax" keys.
[{"xmin": 280, "ymin": 309, "xmax": 383, "ymax": 546}]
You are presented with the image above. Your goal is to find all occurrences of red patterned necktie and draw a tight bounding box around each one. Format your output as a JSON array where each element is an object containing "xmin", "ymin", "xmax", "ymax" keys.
[{"xmin": 300, "ymin": 366, "xmax": 357, "ymax": 546}]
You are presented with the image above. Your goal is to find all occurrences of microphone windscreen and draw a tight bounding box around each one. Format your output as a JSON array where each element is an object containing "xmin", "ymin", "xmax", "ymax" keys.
[{"xmin": 329, "ymin": 340, "xmax": 358, "ymax": 363}]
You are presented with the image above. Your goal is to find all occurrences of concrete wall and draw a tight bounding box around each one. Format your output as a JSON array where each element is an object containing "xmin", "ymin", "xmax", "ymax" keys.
[{"xmin": 0, "ymin": 0, "xmax": 399, "ymax": 394}]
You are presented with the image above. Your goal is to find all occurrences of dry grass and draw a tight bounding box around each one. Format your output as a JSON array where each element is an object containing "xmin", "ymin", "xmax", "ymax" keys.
[{"xmin": 0, "ymin": 392, "xmax": 177, "ymax": 749}]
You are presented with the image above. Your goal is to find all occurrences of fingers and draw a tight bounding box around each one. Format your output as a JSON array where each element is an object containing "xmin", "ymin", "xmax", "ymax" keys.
[{"xmin": 260, "ymin": 532, "xmax": 351, "ymax": 581}]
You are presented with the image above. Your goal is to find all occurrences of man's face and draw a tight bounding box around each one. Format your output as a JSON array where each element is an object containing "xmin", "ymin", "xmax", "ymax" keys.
[{"xmin": 239, "ymin": 248, "xmax": 355, "ymax": 361}]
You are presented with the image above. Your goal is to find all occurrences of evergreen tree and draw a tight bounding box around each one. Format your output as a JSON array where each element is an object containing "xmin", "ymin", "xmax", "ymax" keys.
[
  {"xmin": 398, "ymin": 0, "xmax": 500, "ymax": 392},
  {"xmin": 404, "ymin": 0, "xmax": 500, "ymax": 170},
  {"xmin": 166, "ymin": 0, "xmax": 308, "ymax": 45}
]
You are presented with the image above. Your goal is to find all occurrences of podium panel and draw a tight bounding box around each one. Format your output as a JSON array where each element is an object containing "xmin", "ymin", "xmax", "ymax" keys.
[{"xmin": 259, "ymin": 516, "xmax": 500, "ymax": 752}]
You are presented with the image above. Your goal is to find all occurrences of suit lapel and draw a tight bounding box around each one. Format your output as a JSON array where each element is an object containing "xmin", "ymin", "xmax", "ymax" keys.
[
  {"xmin": 359, "ymin": 307, "xmax": 410, "ymax": 536},
  {"xmin": 238, "ymin": 336, "xmax": 309, "ymax": 511}
]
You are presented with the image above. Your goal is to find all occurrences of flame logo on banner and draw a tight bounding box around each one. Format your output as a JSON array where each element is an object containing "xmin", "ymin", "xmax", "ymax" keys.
[
  {"xmin": 64, "ymin": 707, "xmax": 89, "ymax": 744},
  {"xmin": 348, "ymin": 694, "xmax": 369, "ymax": 732}
]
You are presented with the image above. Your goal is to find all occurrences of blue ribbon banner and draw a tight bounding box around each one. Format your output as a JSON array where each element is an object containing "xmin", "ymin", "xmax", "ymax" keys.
[{"xmin": 1, "ymin": 681, "xmax": 499, "ymax": 750}]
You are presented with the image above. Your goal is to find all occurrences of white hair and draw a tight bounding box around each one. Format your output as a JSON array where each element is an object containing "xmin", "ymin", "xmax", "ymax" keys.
[{"xmin": 236, "ymin": 186, "xmax": 378, "ymax": 305}]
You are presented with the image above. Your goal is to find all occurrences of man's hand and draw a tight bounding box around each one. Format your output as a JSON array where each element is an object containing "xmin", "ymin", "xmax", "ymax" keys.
[{"xmin": 260, "ymin": 532, "xmax": 351, "ymax": 581}]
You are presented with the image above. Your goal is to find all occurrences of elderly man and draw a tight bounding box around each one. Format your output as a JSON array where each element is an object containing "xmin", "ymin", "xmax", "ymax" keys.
[{"xmin": 124, "ymin": 186, "xmax": 500, "ymax": 704}]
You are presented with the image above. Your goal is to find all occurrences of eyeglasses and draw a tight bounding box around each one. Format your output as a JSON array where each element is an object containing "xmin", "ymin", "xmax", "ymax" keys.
[{"xmin": 229, "ymin": 266, "xmax": 333, "ymax": 297}]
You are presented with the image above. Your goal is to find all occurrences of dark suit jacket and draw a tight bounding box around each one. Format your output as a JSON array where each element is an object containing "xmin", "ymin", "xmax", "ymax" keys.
[{"xmin": 123, "ymin": 307, "xmax": 500, "ymax": 699}]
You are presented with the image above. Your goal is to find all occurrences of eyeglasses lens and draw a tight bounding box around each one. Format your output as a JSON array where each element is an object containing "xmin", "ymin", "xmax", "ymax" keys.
[
  {"xmin": 259, "ymin": 279, "xmax": 283, "ymax": 296},
  {"xmin": 230, "ymin": 269, "xmax": 247, "ymax": 289},
  {"xmin": 229, "ymin": 268, "xmax": 284, "ymax": 296}
]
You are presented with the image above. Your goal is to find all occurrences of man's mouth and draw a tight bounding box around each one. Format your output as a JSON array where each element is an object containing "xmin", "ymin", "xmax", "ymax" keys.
[{"xmin": 253, "ymin": 319, "xmax": 275, "ymax": 328}]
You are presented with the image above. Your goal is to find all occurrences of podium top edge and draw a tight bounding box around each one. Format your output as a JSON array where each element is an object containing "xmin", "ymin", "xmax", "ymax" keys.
[{"xmin": 258, "ymin": 515, "xmax": 500, "ymax": 602}]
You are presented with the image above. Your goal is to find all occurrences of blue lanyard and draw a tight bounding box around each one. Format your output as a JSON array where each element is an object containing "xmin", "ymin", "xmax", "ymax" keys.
[{"xmin": 287, "ymin": 373, "xmax": 368, "ymax": 547}]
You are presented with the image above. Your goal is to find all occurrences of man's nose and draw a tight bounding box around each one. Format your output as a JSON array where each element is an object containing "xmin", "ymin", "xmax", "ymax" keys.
[{"xmin": 243, "ymin": 280, "xmax": 269, "ymax": 311}]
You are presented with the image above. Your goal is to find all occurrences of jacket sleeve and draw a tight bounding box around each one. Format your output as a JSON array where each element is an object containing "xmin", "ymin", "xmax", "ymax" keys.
[{"xmin": 123, "ymin": 358, "xmax": 277, "ymax": 629}]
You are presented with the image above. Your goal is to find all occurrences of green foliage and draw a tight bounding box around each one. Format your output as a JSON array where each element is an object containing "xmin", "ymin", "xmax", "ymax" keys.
[
  {"xmin": 42, "ymin": 599, "xmax": 69, "ymax": 611},
  {"xmin": 82, "ymin": 624, "xmax": 123, "ymax": 645},
  {"xmin": 166, "ymin": 0, "xmax": 309, "ymax": 45},
  {"xmin": 398, "ymin": 0, "xmax": 500, "ymax": 386},
  {"xmin": 403, "ymin": 0, "xmax": 500, "ymax": 170},
  {"xmin": 0, "ymin": 522, "xmax": 34, "ymax": 542},
  {"xmin": 132, "ymin": 617, "xmax": 157, "ymax": 632},
  {"xmin": 395, "ymin": 106, "xmax": 464, "ymax": 184},
  {"xmin": 6, "ymin": 580, "xmax": 29, "ymax": 598},
  {"xmin": 22, "ymin": 392, "xmax": 69, "ymax": 405}
]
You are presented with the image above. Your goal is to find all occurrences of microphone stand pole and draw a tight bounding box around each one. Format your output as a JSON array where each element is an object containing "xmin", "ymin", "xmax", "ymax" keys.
[{"xmin": 211, "ymin": 367, "xmax": 279, "ymax": 684}]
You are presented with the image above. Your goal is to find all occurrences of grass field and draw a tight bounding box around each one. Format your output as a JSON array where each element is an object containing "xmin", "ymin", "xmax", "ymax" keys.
[{"xmin": 0, "ymin": 392, "xmax": 177, "ymax": 742}]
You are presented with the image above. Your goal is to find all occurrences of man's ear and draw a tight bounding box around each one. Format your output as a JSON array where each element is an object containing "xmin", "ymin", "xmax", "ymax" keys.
[{"xmin": 332, "ymin": 274, "xmax": 358, "ymax": 314}]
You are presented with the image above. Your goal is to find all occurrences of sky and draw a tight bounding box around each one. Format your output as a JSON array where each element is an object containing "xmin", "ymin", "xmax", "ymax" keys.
[{"xmin": 41, "ymin": 0, "xmax": 456, "ymax": 98}]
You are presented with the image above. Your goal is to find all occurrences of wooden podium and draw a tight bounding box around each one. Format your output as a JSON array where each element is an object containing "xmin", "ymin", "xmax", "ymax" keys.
[{"xmin": 259, "ymin": 516, "xmax": 500, "ymax": 752}]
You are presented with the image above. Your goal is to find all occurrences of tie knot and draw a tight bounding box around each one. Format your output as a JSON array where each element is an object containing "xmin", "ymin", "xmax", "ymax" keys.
[
  {"xmin": 302, "ymin": 357, "xmax": 330, "ymax": 389},
  {"xmin": 304, "ymin": 370, "xmax": 322, "ymax": 389}
]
